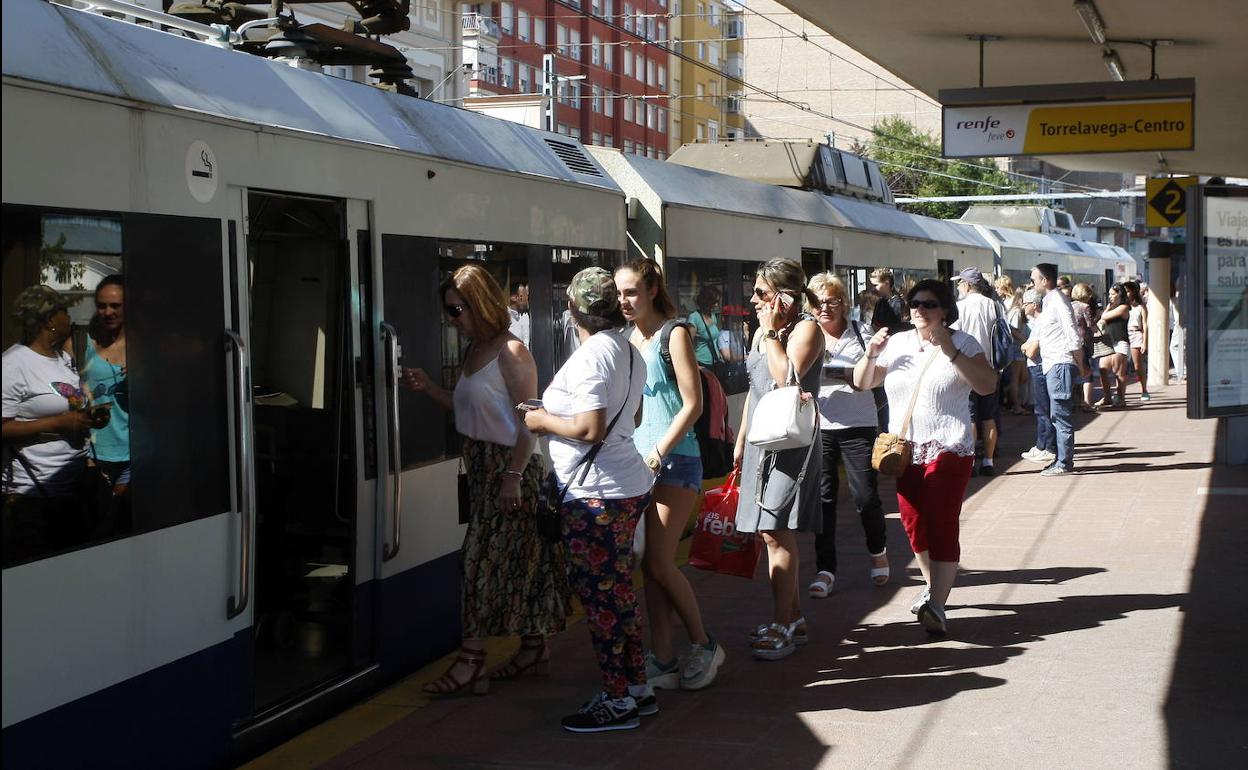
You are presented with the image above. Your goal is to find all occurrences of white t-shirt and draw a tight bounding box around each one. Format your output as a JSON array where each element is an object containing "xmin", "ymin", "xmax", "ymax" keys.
[
  {"xmin": 877, "ymin": 329, "xmax": 985, "ymax": 464},
  {"xmin": 953, "ymin": 292, "xmax": 1001, "ymax": 368},
  {"xmin": 817, "ymin": 321, "xmax": 878, "ymax": 431},
  {"xmin": 2, "ymin": 344, "xmax": 87, "ymax": 495},
  {"xmin": 543, "ymin": 329, "xmax": 651, "ymax": 500}
]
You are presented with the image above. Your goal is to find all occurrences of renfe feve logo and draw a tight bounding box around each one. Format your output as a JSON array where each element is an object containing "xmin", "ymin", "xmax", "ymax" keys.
[{"xmin": 955, "ymin": 116, "xmax": 1012, "ymax": 142}]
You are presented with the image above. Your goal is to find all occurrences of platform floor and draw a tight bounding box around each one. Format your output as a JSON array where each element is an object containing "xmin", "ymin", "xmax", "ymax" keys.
[{"xmin": 244, "ymin": 390, "xmax": 1248, "ymax": 769}]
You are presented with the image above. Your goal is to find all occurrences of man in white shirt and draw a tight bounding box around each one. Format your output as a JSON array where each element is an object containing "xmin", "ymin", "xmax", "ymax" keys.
[
  {"xmin": 1030, "ymin": 263, "xmax": 1088, "ymax": 476},
  {"xmin": 953, "ymin": 267, "xmax": 1003, "ymax": 476}
]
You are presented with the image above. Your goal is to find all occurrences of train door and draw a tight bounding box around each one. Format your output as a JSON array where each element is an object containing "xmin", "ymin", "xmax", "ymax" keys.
[
  {"xmin": 938, "ymin": 259, "xmax": 955, "ymax": 284},
  {"xmin": 230, "ymin": 191, "xmax": 380, "ymax": 748},
  {"xmin": 1105, "ymin": 268, "xmax": 1115, "ymax": 295}
]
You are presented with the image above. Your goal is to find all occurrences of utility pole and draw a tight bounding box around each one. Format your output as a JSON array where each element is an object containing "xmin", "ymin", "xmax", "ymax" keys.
[{"xmin": 542, "ymin": 53, "xmax": 556, "ymax": 133}]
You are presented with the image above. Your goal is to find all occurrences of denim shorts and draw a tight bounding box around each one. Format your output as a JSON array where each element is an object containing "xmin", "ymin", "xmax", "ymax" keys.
[{"xmin": 655, "ymin": 453, "xmax": 703, "ymax": 491}]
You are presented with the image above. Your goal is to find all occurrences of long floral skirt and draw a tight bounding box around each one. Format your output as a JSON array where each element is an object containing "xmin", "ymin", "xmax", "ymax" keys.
[{"xmin": 461, "ymin": 438, "xmax": 570, "ymax": 639}]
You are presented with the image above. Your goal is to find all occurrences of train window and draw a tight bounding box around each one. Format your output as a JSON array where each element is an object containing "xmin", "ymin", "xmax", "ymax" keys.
[
  {"xmin": 551, "ymin": 247, "xmax": 612, "ymax": 375},
  {"xmin": 668, "ymin": 258, "xmax": 754, "ymax": 395},
  {"xmin": 3, "ymin": 208, "xmax": 129, "ymax": 567}
]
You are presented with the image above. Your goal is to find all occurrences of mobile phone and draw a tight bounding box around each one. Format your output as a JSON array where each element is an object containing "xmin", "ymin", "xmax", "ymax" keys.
[
  {"xmin": 515, "ymin": 399, "xmax": 543, "ymax": 412},
  {"xmin": 777, "ymin": 292, "xmax": 794, "ymax": 312}
]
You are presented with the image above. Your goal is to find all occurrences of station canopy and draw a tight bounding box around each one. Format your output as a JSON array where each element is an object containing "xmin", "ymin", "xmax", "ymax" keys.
[{"xmin": 776, "ymin": 0, "xmax": 1248, "ymax": 177}]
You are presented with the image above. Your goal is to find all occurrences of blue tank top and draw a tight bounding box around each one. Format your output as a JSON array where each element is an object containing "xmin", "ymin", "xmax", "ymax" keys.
[
  {"xmin": 82, "ymin": 337, "xmax": 130, "ymax": 462},
  {"xmin": 633, "ymin": 330, "xmax": 700, "ymax": 458}
]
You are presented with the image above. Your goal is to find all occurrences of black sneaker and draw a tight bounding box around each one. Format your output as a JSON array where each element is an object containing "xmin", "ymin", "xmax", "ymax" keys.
[
  {"xmin": 562, "ymin": 693, "xmax": 640, "ymax": 733},
  {"xmin": 979, "ymin": 463, "xmax": 996, "ymax": 477}
]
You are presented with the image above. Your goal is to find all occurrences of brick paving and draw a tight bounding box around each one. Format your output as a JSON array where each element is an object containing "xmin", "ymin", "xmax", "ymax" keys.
[{"xmin": 260, "ymin": 392, "xmax": 1247, "ymax": 769}]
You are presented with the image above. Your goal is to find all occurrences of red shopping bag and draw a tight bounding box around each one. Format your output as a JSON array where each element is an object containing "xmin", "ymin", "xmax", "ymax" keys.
[{"xmin": 688, "ymin": 471, "xmax": 763, "ymax": 579}]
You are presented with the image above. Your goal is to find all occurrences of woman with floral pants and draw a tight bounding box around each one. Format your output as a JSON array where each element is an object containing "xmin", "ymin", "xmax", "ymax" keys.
[{"xmin": 525, "ymin": 267, "xmax": 655, "ymax": 733}]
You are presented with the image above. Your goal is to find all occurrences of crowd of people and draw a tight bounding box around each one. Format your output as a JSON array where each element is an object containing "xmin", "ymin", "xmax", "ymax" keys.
[
  {"xmin": 385, "ymin": 253, "xmax": 1176, "ymax": 735},
  {"xmin": 5, "ymin": 254, "xmax": 1167, "ymax": 734}
]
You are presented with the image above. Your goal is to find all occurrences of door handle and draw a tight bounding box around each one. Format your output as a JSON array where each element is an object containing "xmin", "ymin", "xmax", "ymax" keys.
[
  {"xmin": 380, "ymin": 322, "xmax": 401, "ymax": 562},
  {"xmin": 224, "ymin": 330, "xmax": 253, "ymax": 619}
]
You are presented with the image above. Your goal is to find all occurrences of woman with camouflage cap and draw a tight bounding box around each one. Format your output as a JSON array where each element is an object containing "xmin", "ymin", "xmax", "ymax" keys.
[
  {"xmin": 3, "ymin": 285, "xmax": 109, "ymax": 565},
  {"xmin": 524, "ymin": 267, "xmax": 653, "ymax": 733}
]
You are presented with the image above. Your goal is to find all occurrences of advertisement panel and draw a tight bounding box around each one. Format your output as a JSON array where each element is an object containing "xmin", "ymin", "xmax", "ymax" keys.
[{"xmin": 1188, "ymin": 185, "xmax": 1248, "ymax": 419}]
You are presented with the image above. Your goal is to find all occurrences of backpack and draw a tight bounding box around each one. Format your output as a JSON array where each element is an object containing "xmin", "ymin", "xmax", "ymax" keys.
[{"xmin": 658, "ymin": 320, "xmax": 736, "ymax": 480}]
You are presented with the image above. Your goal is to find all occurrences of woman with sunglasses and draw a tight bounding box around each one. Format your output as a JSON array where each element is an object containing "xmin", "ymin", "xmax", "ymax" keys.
[
  {"xmin": 805, "ymin": 272, "xmax": 888, "ymax": 599},
  {"xmin": 733, "ymin": 258, "xmax": 825, "ymax": 661},
  {"xmin": 400, "ymin": 265, "xmax": 569, "ymax": 696},
  {"xmin": 852, "ymin": 279, "xmax": 998, "ymax": 636}
]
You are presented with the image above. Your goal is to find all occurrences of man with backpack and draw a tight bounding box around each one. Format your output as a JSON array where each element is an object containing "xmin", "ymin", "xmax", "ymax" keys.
[{"xmin": 952, "ymin": 267, "xmax": 1009, "ymax": 477}]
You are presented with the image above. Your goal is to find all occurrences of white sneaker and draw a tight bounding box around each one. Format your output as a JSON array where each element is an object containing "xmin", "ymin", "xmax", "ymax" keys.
[
  {"xmin": 1020, "ymin": 446, "xmax": 1041, "ymax": 460},
  {"xmin": 644, "ymin": 653, "xmax": 680, "ymax": 690},
  {"xmin": 1026, "ymin": 449, "xmax": 1056, "ymax": 465},
  {"xmin": 910, "ymin": 587, "xmax": 931, "ymax": 616},
  {"xmin": 680, "ymin": 638, "xmax": 725, "ymax": 690}
]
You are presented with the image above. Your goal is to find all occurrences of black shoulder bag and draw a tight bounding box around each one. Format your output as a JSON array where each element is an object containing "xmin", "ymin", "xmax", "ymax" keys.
[{"xmin": 535, "ymin": 345, "xmax": 636, "ymax": 543}]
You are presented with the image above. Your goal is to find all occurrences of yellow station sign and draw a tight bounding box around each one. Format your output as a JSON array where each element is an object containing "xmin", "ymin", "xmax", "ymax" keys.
[{"xmin": 940, "ymin": 79, "xmax": 1196, "ymax": 159}]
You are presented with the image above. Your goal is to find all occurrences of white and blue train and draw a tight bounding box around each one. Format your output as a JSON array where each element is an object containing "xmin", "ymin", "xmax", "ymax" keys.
[{"xmin": 0, "ymin": 1, "xmax": 1134, "ymax": 766}]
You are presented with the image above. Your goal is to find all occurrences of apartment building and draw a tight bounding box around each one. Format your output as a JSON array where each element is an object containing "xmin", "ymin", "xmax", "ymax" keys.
[
  {"xmin": 669, "ymin": 0, "xmax": 745, "ymax": 147},
  {"xmin": 462, "ymin": 1, "xmax": 673, "ymax": 159}
]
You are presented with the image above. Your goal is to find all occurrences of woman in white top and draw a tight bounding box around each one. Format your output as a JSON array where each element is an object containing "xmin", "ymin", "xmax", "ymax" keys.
[
  {"xmin": 401, "ymin": 265, "xmax": 569, "ymax": 696},
  {"xmin": 805, "ymin": 273, "xmax": 888, "ymax": 599},
  {"xmin": 2, "ymin": 285, "xmax": 108, "ymax": 567},
  {"xmin": 524, "ymin": 267, "xmax": 652, "ymax": 733},
  {"xmin": 853, "ymin": 279, "xmax": 997, "ymax": 636}
]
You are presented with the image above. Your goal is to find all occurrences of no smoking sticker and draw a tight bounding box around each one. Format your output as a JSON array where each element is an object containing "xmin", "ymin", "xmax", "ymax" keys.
[{"xmin": 186, "ymin": 140, "xmax": 219, "ymax": 203}]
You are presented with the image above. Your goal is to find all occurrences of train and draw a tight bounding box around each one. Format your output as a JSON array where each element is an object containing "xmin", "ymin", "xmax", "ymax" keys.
[{"xmin": 0, "ymin": 1, "xmax": 1135, "ymax": 766}]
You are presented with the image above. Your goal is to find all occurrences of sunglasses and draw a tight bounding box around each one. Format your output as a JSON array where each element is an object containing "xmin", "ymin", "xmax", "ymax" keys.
[
  {"xmin": 444, "ymin": 303, "xmax": 466, "ymax": 318},
  {"xmin": 752, "ymin": 288, "xmax": 773, "ymax": 300},
  {"xmin": 908, "ymin": 299, "xmax": 941, "ymax": 310}
]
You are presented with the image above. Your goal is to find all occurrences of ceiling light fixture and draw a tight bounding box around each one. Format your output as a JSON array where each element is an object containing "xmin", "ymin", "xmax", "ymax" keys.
[
  {"xmin": 1103, "ymin": 49, "xmax": 1126, "ymax": 81},
  {"xmin": 1073, "ymin": 0, "xmax": 1108, "ymax": 45}
]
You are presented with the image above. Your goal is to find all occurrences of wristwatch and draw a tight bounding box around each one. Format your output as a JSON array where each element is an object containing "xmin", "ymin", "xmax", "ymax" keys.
[
  {"xmin": 645, "ymin": 452, "xmax": 662, "ymax": 472},
  {"xmin": 763, "ymin": 329, "xmax": 780, "ymax": 341}
]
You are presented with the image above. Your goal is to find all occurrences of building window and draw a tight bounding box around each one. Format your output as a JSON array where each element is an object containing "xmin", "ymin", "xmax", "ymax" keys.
[
  {"xmin": 709, "ymin": 42, "xmax": 719, "ymax": 68},
  {"xmin": 657, "ymin": 107, "xmax": 666, "ymax": 132},
  {"xmin": 604, "ymin": 44, "xmax": 613, "ymax": 71},
  {"xmin": 658, "ymin": 65, "xmax": 666, "ymax": 89},
  {"xmin": 658, "ymin": 150, "xmax": 667, "ymax": 160},
  {"xmin": 591, "ymin": 0, "xmax": 602, "ymax": 16},
  {"xmin": 635, "ymin": 54, "xmax": 644, "ymax": 80},
  {"xmin": 592, "ymin": 84, "xmax": 602, "ymax": 113},
  {"xmin": 696, "ymin": 83, "xmax": 705, "ymax": 101},
  {"xmin": 646, "ymin": 59, "xmax": 656, "ymax": 86},
  {"xmin": 623, "ymin": 3, "xmax": 633, "ymax": 32},
  {"xmin": 708, "ymin": 120, "xmax": 719, "ymax": 142},
  {"xmin": 658, "ymin": 21, "xmax": 666, "ymax": 43},
  {"xmin": 569, "ymin": 82, "xmax": 581, "ymax": 109},
  {"xmin": 517, "ymin": 9, "xmax": 529, "ymax": 41},
  {"xmin": 623, "ymin": 49, "xmax": 632, "ymax": 76},
  {"xmin": 604, "ymin": 133, "xmax": 614, "ymax": 147},
  {"xmin": 696, "ymin": 122, "xmax": 705, "ymax": 141},
  {"xmin": 500, "ymin": 1, "xmax": 513, "ymax": 34},
  {"xmin": 623, "ymin": 96, "xmax": 633, "ymax": 122},
  {"xmin": 518, "ymin": 63, "xmax": 531, "ymax": 93},
  {"xmin": 604, "ymin": 90, "xmax": 614, "ymax": 117},
  {"xmin": 570, "ymin": 126, "xmax": 582, "ymax": 140},
  {"xmin": 624, "ymin": 139, "xmax": 633, "ymax": 154},
  {"xmin": 591, "ymin": 35, "xmax": 602, "ymax": 65},
  {"xmin": 569, "ymin": 28, "xmax": 582, "ymax": 61},
  {"xmin": 646, "ymin": 16, "xmax": 656, "ymax": 41},
  {"xmin": 556, "ymin": 24, "xmax": 568, "ymax": 56},
  {"xmin": 697, "ymin": 42, "xmax": 705, "ymax": 60},
  {"xmin": 558, "ymin": 123, "xmax": 569, "ymax": 135},
  {"xmin": 592, "ymin": 130, "xmax": 602, "ymax": 145},
  {"xmin": 534, "ymin": 19, "xmax": 545, "ymax": 46}
]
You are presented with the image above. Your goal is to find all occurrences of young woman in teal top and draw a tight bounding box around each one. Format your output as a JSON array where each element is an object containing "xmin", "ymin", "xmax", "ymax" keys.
[{"xmin": 616, "ymin": 259, "xmax": 725, "ymax": 692}]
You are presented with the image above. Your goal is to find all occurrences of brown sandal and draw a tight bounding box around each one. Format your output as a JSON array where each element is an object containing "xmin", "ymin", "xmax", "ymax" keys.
[
  {"xmin": 490, "ymin": 636, "xmax": 550, "ymax": 680},
  {"xmin": 422, "ymin": 648, "xmax": 489, "ymax": 695}
]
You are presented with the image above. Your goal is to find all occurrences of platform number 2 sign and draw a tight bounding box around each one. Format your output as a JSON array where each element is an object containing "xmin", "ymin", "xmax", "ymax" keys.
[{"xmin": 1146, "ymin": 176, "xmax": 1196, "ymax": 228}]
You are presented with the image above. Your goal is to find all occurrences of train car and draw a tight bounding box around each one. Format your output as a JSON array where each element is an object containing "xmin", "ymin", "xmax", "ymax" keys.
[
  {"xmin": 1, "ymin": 0, "xmax": 625, "ymax": 766},
  {"xmin": 587, "ymin": 146, "xmax": 996, "ymax": 404},
  {"xmin": 965, "ymin": 224, "xmax": 1138, "ymax": 294}
]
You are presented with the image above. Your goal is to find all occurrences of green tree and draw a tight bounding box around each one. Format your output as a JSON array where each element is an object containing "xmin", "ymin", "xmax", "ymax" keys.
[{"xmin": 856, "ymin": 117, "xmax": 1033, "ymax": 220}]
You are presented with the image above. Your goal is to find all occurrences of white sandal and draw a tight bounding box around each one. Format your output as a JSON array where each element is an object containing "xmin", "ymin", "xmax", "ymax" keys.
[
  {"xmin": 869, "ymin": 553, "xmax": 890, "ymax": 587},
  {"xmin": 747, "ymin": 617, "xmax": 809, "ymax": 646},
  {"xmin": 750, "ymin": 623, "xmax": 796, "ymax": 661},
  {"xmin": 808, "ymin": 571, "xmax": 835, "ymax": 598}
]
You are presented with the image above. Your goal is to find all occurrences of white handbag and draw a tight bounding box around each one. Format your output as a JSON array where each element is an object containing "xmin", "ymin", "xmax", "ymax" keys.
[{"xmin": 746, "ymin": 360, "xmax": 818, "ymax": 450}]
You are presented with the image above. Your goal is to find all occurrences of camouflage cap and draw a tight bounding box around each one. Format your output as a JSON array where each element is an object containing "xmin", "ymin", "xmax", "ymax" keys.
[
  {"xmin": 12, "ymin": 285, "xmax": 68, "ymax": 324},
  {"xmin": 567, "ymin": 267, "xmax": 618, "ymax": 315}
]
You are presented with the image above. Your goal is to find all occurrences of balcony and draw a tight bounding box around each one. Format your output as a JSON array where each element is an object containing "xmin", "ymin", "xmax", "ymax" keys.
[
  {"xmin": 461, "ymin": 13, "xmax": 500, "ymax": 39},
  {"xmin": 724, "ymin": 57, "xmax": 744, "ymax": 80}
]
